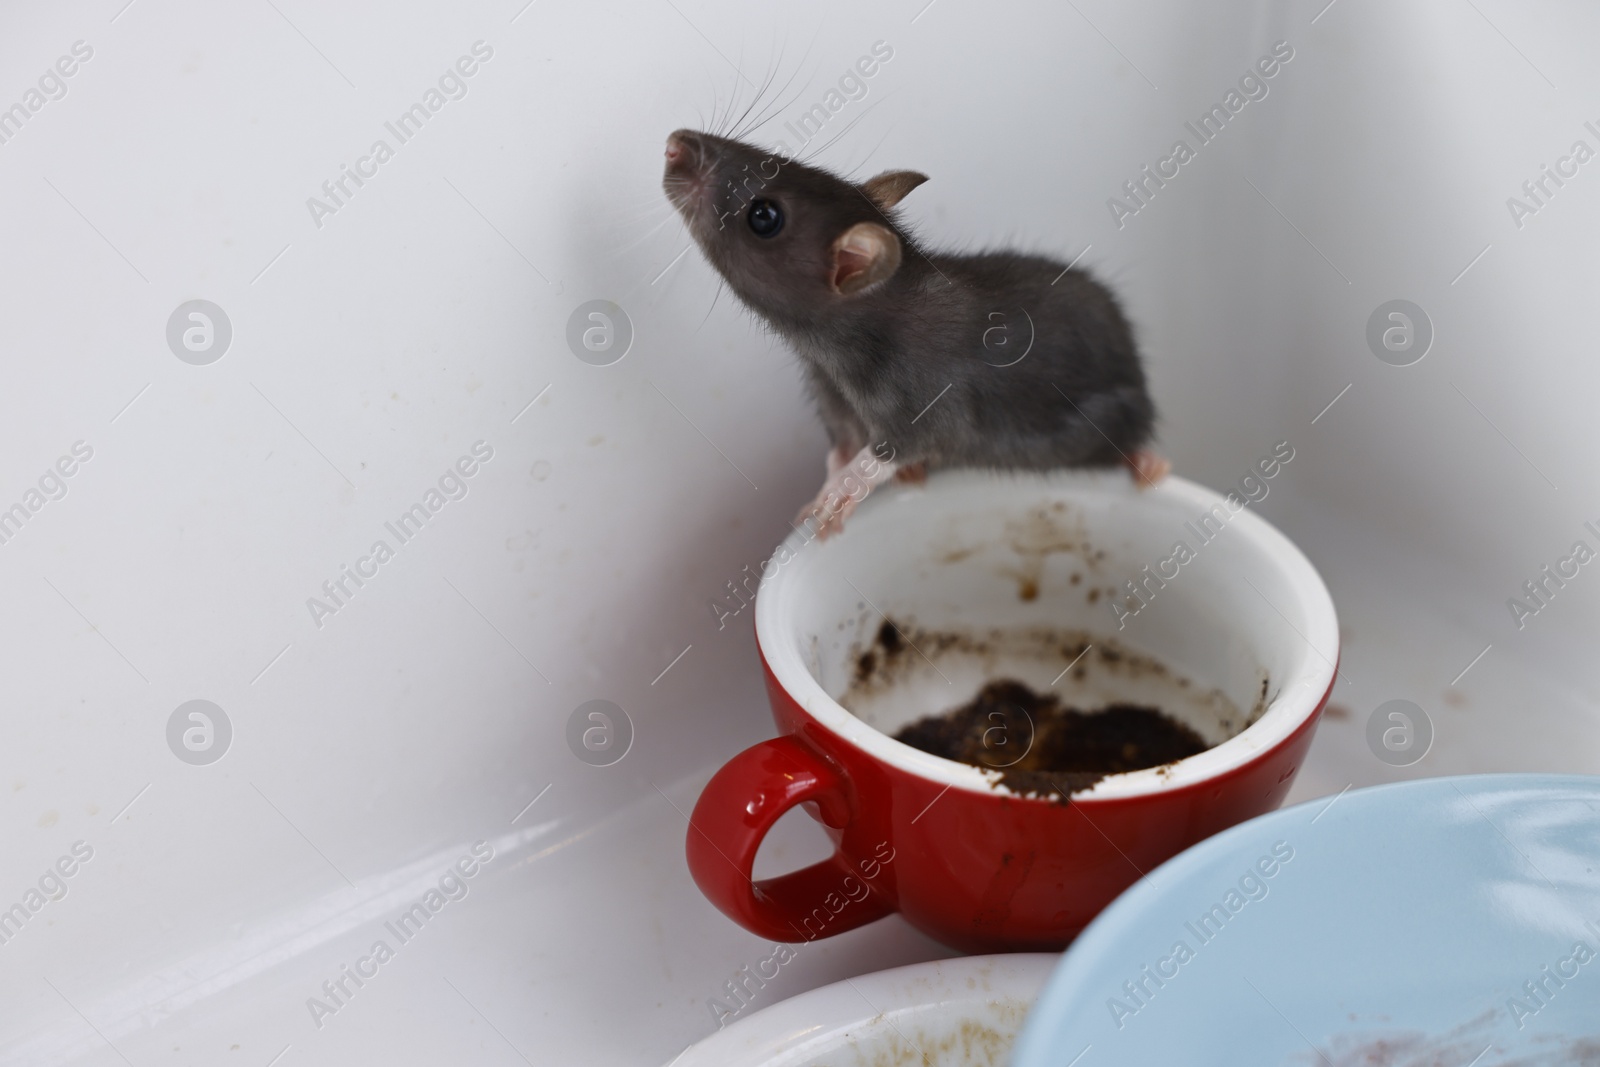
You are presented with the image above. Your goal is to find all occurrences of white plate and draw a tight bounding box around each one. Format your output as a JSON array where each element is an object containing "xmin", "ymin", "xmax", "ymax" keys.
[{"xmin": 668, "ymin": 953, "xmax": 1058, "ymax": 1067}]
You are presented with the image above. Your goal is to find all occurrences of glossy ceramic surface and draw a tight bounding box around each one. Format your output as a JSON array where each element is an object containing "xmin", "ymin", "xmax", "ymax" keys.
[{"xmin": 1013, "ymin": 773, "xmax": 1600, "ymax": 1067}]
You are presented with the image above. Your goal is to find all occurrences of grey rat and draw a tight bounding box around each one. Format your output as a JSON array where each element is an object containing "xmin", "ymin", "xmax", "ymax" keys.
[{"xmin": 662, "ymin": 129, "xmax": 1166, "ymax": 536}]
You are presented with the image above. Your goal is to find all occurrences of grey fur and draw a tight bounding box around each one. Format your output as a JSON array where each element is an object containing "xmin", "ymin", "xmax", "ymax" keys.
[{"xmin": 664, "ymin": 130, "xmax": 1156, "ymax": 470}]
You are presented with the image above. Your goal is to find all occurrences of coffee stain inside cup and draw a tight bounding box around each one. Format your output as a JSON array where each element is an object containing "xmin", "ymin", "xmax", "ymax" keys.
[
  {"xmin": 894, "ymin": 679, "xmax": 1212, "ymax": 799},
  {"xmin": 840, "ymin": 619, "xmax": 1269, "ymax": 801},
  {"xmin": 941, "ymin": 501, "xmax": 1117, "ymax": 607}
]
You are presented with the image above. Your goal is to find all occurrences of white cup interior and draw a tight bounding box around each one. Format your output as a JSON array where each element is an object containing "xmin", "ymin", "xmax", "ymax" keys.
[{"xmin": 756, "ymin": 469, "xmax": 1338, "ymax": 800}]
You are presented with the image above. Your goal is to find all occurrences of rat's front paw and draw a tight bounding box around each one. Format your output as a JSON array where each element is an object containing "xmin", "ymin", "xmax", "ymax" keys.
[
  {"xmin": 1127, "ymin": 449, "xmax": 1170, "ymax": 488},
  {"xmin": 796, "ymin": 490, "xmax": 857, "ymax": 540},
  {"xmin": 794, "ymin": 490, "xmax": 828, "ymax": 530},
  {"xmin": 795, "ymin": 445, "xmax": 899, "ymax": 539}
]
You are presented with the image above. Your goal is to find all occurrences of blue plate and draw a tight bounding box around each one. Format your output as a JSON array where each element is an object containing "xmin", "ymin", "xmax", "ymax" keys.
[{"xmin": 1012, "ymin": 774, "xmax": 1600, "ymax": 1067}]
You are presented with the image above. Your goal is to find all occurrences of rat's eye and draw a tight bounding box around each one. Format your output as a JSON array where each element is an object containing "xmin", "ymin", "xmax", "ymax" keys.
[{"xmin": 747, "ymin": 199, "xmax": 784, "ymax": 238}]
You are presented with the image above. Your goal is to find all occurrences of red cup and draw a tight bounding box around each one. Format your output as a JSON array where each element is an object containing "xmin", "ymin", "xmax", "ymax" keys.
[{"xmin": 688, "ymin": 469, "xmax": 1338, "ymax": 952}]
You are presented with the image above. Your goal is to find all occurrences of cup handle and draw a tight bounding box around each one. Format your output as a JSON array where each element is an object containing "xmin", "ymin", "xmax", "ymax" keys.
[{"xmin": 687, "ymin": 735, "xmax": 894, "ymax": 942}]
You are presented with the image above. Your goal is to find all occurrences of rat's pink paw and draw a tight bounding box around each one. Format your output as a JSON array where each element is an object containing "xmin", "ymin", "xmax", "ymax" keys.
[
  {"xmin": 1128, "ymin": 449, "xmax": 1170, "ymax": 488},
  {"xmin": 795, "ymin": 445, "xmax": 899, "ymax": 540},
  {"xmin": 794, "ymin": 481, "xmax": 862, "ymax": 540},
  {"xmin": 798, "ymin": 492, "xmax": 858, "ymax": 540},
  {"xmin": 794, "ymin": 490, "xmax": 826, "ymax": 529}
]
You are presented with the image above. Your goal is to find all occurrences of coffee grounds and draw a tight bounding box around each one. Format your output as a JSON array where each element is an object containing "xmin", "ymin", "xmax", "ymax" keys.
[{"xmin": 891, "ymin": 680, "xmax": 1211, "ymax": 799}]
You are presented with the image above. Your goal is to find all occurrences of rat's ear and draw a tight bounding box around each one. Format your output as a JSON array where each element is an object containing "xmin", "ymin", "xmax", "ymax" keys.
[
  {"xmin": 829, "ymin": 222, "xmax": 902, "ymax": 295},
  {"xmin": 862, "ymin": 170, "xmax": 928, "ymax": 212}
]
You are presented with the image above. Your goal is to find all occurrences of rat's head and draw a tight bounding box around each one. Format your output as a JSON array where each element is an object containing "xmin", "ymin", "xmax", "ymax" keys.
[{"xmin": 663, "ymin": 129, "xmax": 927, "ymax": 319}]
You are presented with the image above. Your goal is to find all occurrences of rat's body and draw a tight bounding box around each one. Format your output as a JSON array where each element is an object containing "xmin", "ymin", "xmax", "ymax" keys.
[
  {"xmin": 663, "ymin": 129, "xmax": 1164, "ymax": 534},
  {"xmin": 783, "ymin": 251, "xmax": 1153, "ymax": 473}
]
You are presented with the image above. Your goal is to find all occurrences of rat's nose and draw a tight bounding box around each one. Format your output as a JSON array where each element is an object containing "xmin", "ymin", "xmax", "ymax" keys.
[
  {"xmin": 664, "ymin": 129, "xmax": 700, "ymax": 172},
  {"xmin": 663, "ymin": 130, "xmax": 710, "ymax": 212}
]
